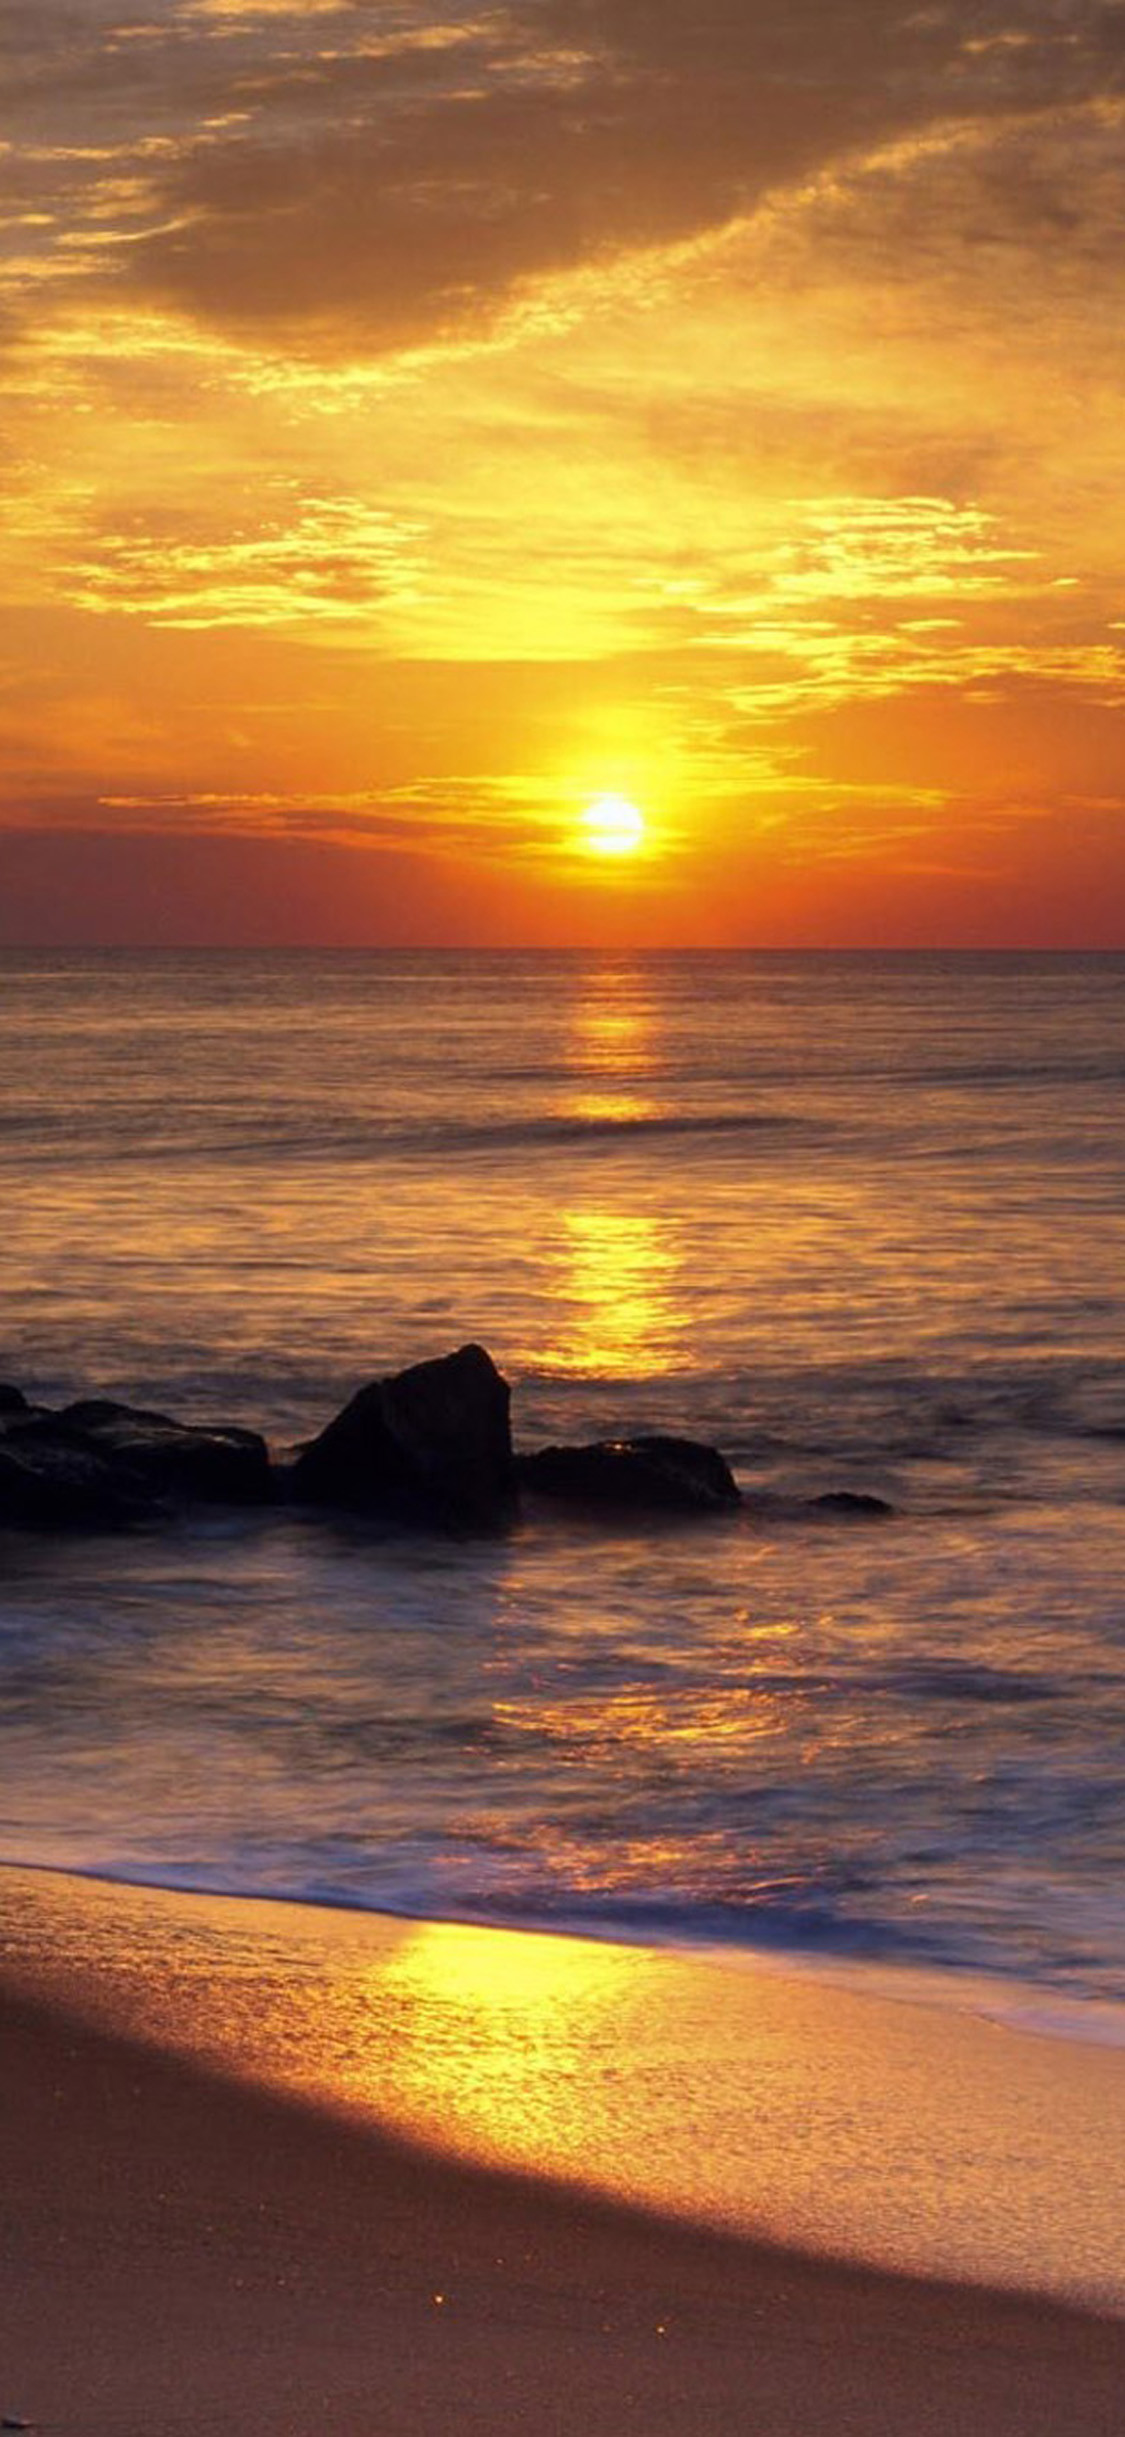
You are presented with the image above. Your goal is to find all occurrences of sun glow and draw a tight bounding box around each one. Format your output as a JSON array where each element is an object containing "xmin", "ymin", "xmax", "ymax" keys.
[{"xmin": 581, "ymin": 795, "xmax": 647, "ymax": 856}]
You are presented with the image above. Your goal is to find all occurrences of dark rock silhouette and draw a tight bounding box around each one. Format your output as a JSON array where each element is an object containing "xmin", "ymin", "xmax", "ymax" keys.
[
  {"xmin": 0, "ymin": 1351, "xmax": 747, "ymax": 1537},
  {"xmin": 519, "ymin": 1436, "xmax": 740, "ymax": 1515},
  {"xmin": 292, "ymin": 1343, "xmax": 515, "ymax": 1524},
  {"xmin": 0, "ymin": 1398, "xmax": 270, "ymax": 1528},
  {"xmin": 0, "ymin": 1435, "xmax": 153, "ymax": 1532},
  {"xmin": 810, "ymin": 1491, "xmax": 894, "ymax": 1517},
  {"xmin": 52, "ymin": 1400, "xmax": 272, "ymax": 1504}
]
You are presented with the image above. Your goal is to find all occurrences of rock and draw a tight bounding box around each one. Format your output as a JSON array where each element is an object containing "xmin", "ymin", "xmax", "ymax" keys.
[
  {"xmin": 518, "ymin": 1436, "xmax": 741, "ymax": 1515},
  {"xmin": 0, "ymin": 1436, "xmax": 155, "ymax": 1532},
  {"xmin": 0, "ymin": 1386, "xmax": 44, "ymax": 1437},
  {"xmin": 810, "ymin": 1491, "xmax": 894, "ymax": 1517},
  {"xmin": 1, "ymin": 1398, "xmax": 272, "ymax": 1520},
  {"xmin": 42, "ymin": 1399, "xmax": 274, "ymax": 1504},
  {"xmin": 291, "ymin": 1344, "xmax": 515, "ymax": 1525}
]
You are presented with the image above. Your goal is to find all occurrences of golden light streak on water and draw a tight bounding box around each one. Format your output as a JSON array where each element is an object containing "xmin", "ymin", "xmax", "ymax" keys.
[
  {"xmin": 538, "ymin": 972, "xmax": 687, "ymax": 1373},
  {"xmin": 544, "ymin": 1205, "xmax": 683, "ymax": 1376},
  {"xmin": 564, "ymin": 962, "xmax": 657, "ymax": 1073}
]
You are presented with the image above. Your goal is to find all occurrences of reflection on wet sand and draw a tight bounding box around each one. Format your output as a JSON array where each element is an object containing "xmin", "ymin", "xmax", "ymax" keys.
[
  {"xmin": 8, "ymin": 1866, "xmax": 1125, "ymax": 2306},
  {"xmin": 371, "ymin": 1919, "xmax": 645, "ymax": 2170}
]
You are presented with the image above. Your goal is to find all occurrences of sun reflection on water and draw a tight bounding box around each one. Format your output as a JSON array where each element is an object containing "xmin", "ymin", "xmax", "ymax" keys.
[
  {"xmin": 545, "ymin": 1205, "xmax": 684, "ymax": 1376},
  {"xmin": 565, "ymin": 965, "xmax": 657, "ymax": 1076},
  {"xmin": 525, "ymin": 969, "xmax": 686, "ymax": 1373}
]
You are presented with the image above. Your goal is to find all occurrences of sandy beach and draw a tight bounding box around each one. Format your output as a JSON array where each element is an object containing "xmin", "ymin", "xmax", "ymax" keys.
[{"xmin": 4, "ymin": 1868, "xmax": 1125, "ymax": 2437}]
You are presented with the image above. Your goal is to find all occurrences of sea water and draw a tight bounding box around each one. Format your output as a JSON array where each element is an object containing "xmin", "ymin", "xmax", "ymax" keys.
[{"xmin": 2, "ymin": 950, "xmax": 1124, "ymax": 2008}]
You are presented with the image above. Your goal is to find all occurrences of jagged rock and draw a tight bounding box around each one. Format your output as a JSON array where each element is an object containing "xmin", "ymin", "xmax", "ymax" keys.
[
  {"xmin": 810, "ymin": 1491, "xmax": 894, "ymax": 1517},
  {"xmin": 518, "ymin": 1436, "xmax": 741, "ymax": 1515},
  {"xmin": 0, "ymin": 1385, "xmax": 30, "ymax": 1422},
  {"xmin": 0, "ymin": 1436, "xmax": 155, "ymax": 1532},
  {"xmin": 291, "ymin": 1343, "xmax": 515, "ymax": 1525}
]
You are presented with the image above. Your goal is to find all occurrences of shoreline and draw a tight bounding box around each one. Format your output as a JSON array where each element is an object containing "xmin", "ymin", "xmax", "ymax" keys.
[
  {"xmin": 13, "ymin": 1844, "xmax": 1125, "ymax": 2058},
  {"xmin": 6, "ymin": 1867, "xmax": 1125, "ymax": 2305},
  {"xmin": 10, "ymin": 1982, "xmax": 1125, "ymax": 2437}
]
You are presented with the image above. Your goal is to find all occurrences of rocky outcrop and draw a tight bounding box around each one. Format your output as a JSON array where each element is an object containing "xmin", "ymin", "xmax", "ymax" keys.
[
  {"xmin": 0, "ymin": 1435, "xmax": 153, "ymax": 1532},
  {"xmin": 518, "ymin": 1435, "xmax": 741, "ymax": 1516},
  {"xmin": 47, "ymin": 1400, "xmax": 272, "ymax": 1504},
  {"xmin": 0, "ymin": 1397, "xmax": 271, "ymax": 1530},
  {"xmin": 0, "ymin": 1351, "xmax": 747, "ymax": 1537},
  {"xmin": 291, "ymin": 1343, "xmax": 515, "ymax": 1525}
]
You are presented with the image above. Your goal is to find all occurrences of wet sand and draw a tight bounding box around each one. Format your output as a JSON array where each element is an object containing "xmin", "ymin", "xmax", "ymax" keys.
[{"xmin": 4, "ymin": 1867, "xmax": 1125, "ymax": 2436}]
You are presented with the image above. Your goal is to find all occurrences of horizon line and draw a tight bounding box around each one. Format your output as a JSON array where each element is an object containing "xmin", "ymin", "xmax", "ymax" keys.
[{"xmin": 2, "ymin": 941, "xmax": 1124, "ymax": 958}]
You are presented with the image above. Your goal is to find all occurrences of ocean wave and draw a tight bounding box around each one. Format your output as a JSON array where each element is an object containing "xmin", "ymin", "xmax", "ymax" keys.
[
  {"xmin": 0, "ymin": 1846, "xmax": 993, "ymax": 1973},
  {"xmin": 14, "ymin": 1850, "xmax": 1125, "ymax": 2056},
  {"xmin": 0, "ymin": 1105, "xmax": 807, "ymax": 1167},
  {"xmin": 872, "ymin": 1658, "xmax": 1068, "ymax": 1705},
  {"xmin": 455, "ymin": 1109, "xmax": 798, "ymax": 1152}
]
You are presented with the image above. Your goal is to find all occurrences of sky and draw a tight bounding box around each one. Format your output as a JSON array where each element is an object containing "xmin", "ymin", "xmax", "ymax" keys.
[{"xmin": 2, "ymin": 0, "xmax": 1124, "ymax": 945}]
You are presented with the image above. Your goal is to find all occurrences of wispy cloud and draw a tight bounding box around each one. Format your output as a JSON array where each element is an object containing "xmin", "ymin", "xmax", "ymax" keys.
[{"xmin": 63, "ymin": 494, "xmax": 427, "ymax": 629}]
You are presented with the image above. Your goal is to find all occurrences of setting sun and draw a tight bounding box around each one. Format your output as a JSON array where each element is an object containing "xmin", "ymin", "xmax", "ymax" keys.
[{"xmin": 582, "ymin": 796, "xmax": 647, "ymax": 856}]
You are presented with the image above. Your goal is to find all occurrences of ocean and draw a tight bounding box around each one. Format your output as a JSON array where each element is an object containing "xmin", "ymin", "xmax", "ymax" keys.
[{"xmin": 2, "ymin": 949, "xmax": 1125, "ymax": 2013}]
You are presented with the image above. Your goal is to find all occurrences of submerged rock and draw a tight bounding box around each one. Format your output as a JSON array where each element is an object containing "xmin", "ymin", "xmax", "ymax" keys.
[
  {"xmin": 810, "ymin": 1490, "xmax": 894, "ymax": 1517},
  {"xmin": 519, "ymin": 1435, "xmax": 741, "ymax": 1515},
  {"xmin": 291, "ymin": 1343, "xmax": 515, "ymax": 1525}
]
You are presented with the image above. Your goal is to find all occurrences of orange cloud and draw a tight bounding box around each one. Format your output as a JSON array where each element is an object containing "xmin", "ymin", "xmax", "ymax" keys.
[{"xmin": 2, "ymin": 0, "xmax": 1124, "ymax": 942}]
